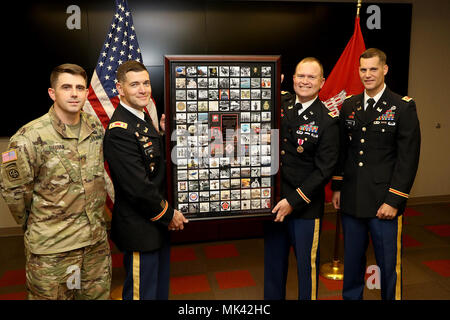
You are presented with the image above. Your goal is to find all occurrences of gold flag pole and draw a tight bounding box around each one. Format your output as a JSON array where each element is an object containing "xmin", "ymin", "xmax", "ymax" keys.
[
  {"xmin": 319, "ymin": 0, "xmax": 362, "ymax": 281},
  {"xmin": 319, "ymin": 208, "xmax": 344, "ymax": 280}
]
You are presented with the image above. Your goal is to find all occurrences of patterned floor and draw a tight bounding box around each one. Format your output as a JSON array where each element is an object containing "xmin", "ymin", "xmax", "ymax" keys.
[{"xmin": 0, "ymin": 203, "xmax": 449, "ymax": 300}]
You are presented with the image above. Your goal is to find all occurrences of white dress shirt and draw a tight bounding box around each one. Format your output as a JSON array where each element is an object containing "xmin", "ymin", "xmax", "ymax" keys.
[
  {"xmin": 364, "ymin": 83, "xmax": 386, "ymax": 110},
  {"xmin": 121, "ymin": 101, "xmax": 145, "ymax": 121},
  {"xmin": 295, "ymin": 95, "xmax": 318, "ymax": 115}
]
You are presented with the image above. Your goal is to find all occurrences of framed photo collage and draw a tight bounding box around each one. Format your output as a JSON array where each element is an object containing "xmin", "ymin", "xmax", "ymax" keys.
[{"xmin": 164, "ymin": 56, "xmax": 281, "ymax": 220}]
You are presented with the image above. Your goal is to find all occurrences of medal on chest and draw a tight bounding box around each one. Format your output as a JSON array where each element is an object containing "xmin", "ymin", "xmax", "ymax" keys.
[{"xmin": 297, "ymin": 138, "xmax": 304, "ymax": 153}]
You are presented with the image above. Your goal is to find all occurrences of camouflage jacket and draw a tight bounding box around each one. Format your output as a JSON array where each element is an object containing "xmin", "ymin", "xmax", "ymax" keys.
[{"xmin": 0, "ymin": 106, "xmax": 107, "ymax": 254}]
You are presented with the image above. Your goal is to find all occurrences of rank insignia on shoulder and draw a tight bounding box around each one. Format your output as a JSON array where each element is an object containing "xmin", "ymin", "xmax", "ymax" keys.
[
  {"xmin": 402, "ymin": 96, "xmax": 413, "ymax": 102},
  {"xmin": 109, "ymin": 121, "xmax": 128, "ymax": 129},
  {"xmin": 328, "ymin": 112, "xmax": 338, "ymax": 118},
  {"xmin": 288, "ymin": 105, "xmax": 293, "ymax": 109},
  {"xmin": 2, "ymin": 149, "xmax": 18, "ymax": 164},
  {"xmin": 281, "ymin": 91, "xmax": 289, "ymax": 95},
  {"xmin": 345, "ymin": 94, "xmax": 353, "ymax": 100}
]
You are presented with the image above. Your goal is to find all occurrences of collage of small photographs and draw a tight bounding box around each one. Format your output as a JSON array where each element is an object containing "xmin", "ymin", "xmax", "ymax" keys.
[{"xmin": 171, "ymin": 63, "xmax": 276, "ymax": 218}]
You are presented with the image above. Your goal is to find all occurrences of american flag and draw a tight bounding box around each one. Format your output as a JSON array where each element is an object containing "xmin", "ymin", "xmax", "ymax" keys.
[{"xmin": 83, "ymin": 0, "xmax": 159, "ymax": 210}]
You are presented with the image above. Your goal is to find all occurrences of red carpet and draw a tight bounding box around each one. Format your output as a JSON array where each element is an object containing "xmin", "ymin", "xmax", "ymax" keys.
[
  {"xmin": 204, "ymin": 244, "xmax": 239, "ymax": 259},
  {"xmin": 0, "ymin": 270, "xmax": 25, "ymax": 287},
  {"xmin": 425, "ymin": 225, "xmax": 450, "ymax": 237},
  {"xmin": 111, "ymin": 253, "xmax": 123, "ymax": 268},
  {"xmin": 319, "ymin": 275, "xmax": 343, "ymax": 291},
  {"xmin": 402, "ymin": 234, "xmax": 422, "ymax": 248},
  {"xmin": 171, "ymin": 247, "xmax": 197, "ymax": 262},
  {"xmin": 215, "ymin": 270, "xmax": 256, "ymax": 289},
  {"xmin": 170, "ymin": 274, "xmax": 211, "ymax": 295},
  {"xmin": 321, "ymin": 220, "xmax": 336, "ymax": 231},
  {"xmin": 403, "ymin": 208, "xmax": 423, "ymax": 216},
  {"xmin": 423, "ymin": 260, "xmax": 450, "ymax": 277},
  {"xmin": 1, "ymin": 204, "xmax": 449, "ymax": 300},
  {"xmin": 319, "ymin": 295, "xmax": 343, "ymax": 300},
  {"xmin": 0, "ymin": 291, "xmax": 26, "ymax": 300}
]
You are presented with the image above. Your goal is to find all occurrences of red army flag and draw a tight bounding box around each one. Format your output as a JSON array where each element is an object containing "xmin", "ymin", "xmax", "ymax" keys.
[
  {"xmin": 319, "ymin": 16, "xmax": 365, "ymax": 202},
  {"xmin": 319, "ymin": 16, "xmax": 366, "ymax": 116}
]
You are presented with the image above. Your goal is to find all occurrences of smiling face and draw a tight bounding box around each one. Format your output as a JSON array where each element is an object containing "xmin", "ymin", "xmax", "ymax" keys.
[
  {"xmin": 359, "ymin": 56, "xmax": 388, "ymax": 97},
  {"xmin": 292, "ymin": 61, "xmax": 325, "ymax": 103},
  {"xmin": 48, "ymin": 72, "xmax": 88, "ymax": 118},
  {"xmin": 116, "ymin": 70, "xmax": 152, "ymax": 110}
]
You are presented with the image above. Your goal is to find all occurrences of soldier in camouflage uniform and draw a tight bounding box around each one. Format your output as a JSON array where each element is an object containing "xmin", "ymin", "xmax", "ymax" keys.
[{"xmin": 0, "ymin": 64, "xmax": 111, "ymax": 299}]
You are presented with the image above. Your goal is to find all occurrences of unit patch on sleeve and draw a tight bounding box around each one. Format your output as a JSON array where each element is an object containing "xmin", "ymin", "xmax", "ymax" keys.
[
  {"xmin": 328, "ymin": 112, "xmax": 338, "ymax": 118},
  {"xmin": 402, "ymin": 96, "xmax": 413, "ymax": 102},
  {"xmin": 5, "ymin": 163, "xmax": 21, "ymax": 181},
  {"xmin": 109, "ymin": 121, "xmax": 128, "ymax": 130}
]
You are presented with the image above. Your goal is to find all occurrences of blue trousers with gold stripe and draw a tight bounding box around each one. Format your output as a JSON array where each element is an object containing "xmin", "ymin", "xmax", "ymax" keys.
[
  {"xmin": 264, "ymin": 218, "xmax": 321, "ymax": 300},
  {"xmin": 341, "ymin": 213, "xmax": 403, "ymax": 300},
  {"xmin": 122, "ymin": 241, "xmax": 170, "ymax": 300}
]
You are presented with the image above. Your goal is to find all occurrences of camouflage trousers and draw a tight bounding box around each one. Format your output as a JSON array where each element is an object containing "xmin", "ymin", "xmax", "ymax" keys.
[{"xmin": 25, "ymin": 238, "xmax": 112, "ymax": 300}]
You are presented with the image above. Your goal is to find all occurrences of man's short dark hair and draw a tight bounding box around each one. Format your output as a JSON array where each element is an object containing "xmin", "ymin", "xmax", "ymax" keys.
[
  {"xmin": 360, "ymin": 48, "xmax": 387, "ymax": 65},
  {"xmin": 116, "ymin": 60, "xmax": 148, "ymax": 83},
  {"xmin": 50, "ymin": 63, "xmax": 87, "ymax": 88}
]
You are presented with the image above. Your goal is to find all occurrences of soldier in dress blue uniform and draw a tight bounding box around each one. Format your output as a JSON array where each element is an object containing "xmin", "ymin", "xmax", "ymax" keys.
[
  {"xmin": 103, "ymin": 61, "xmax": 188, "ymax": 300},
  {"xmin": 264, "ymin": 58, "xmax": 339, "ymax": 300},
  {"xmin": 331, "ymin": 48, "xmax": 421, "ymax": 300}
]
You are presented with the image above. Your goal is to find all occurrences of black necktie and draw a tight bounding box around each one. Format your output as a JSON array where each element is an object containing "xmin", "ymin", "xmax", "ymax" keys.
[
  {"xmin": 366, "ymin": 98, "xmax": 375, "ymax": 111},
  {"xmin": 144, "ymin": 112, "xmax": 152, "ymax": 124},
  {"xmin": 295, "ymin": 103, "xmax": 303, "ymax": 115}
]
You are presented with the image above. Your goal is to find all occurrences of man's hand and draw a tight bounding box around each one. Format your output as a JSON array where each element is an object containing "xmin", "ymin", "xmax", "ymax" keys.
[
  {"xmin": 332, "ymin": 191, "xmax": 341, "ymax": 210},
  {"xmin": 159, "ymin": 114, "xmax": 166, "ymax": 133},
  {"xmin": 168, "ymin": 209, "xmax": 188, "ymax": 231},
  {"xmin": 272, "ymin": 198, "xmax": 293, "ymax": 222},
  {"xmin": 376, "ymin": 203, "xmax": 398, "ymax": 220}
]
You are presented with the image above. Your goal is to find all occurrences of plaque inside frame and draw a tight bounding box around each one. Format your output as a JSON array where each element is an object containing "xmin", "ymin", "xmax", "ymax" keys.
[{"xmin": 164, "ymin": 55, "xmax": 281, "ymax": 221}]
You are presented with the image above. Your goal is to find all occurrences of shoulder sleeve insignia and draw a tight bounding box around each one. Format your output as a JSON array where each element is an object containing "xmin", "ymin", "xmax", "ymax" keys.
[
  {"xmin": 402, "ymin": 96, "xmax": 413, "ymax": 102},
  {"xmin": 328, "ymin": 112, "xmax": 338, "ymax": 118},
  {"xmin": 345, "ymin": 95, "xmax": 353, "ymax": 100},
  {"xmin": 2, "ymin": 149, "xmax": 18, "ymax": 164},
  {"xmin": 109, "ymin": 121, "xmax": 128, "ymax": 130}
]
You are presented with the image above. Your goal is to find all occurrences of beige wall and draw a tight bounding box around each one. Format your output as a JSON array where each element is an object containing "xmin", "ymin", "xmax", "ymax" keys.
[
  {"xmin": 407, "ymin": 0, "xmax": 450, "ymax": 197},
  {"xmin": 1, "ymin": 0, "xmax": 449, "ymax": 229}
]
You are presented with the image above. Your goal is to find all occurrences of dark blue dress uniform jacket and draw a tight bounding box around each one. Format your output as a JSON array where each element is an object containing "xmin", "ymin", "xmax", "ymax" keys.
[
  {"xmin": 104, "ymin": 104, "xmax": 174, "ymax": 252},
  {"xmin": 331, "ymin": 88, "xmax": 421, "ymax": 218},
  {"xmin": 280, "ymin": 92, "xmax": 339, "ymax": 219}
]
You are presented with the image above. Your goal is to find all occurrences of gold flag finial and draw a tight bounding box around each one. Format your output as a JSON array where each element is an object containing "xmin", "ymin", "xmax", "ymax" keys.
[{"xmin": 357, "ymin": 0, "xmax": 362, "ymax": 17}]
